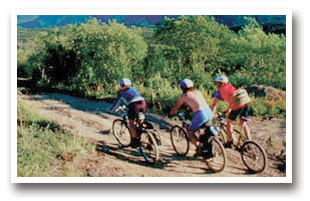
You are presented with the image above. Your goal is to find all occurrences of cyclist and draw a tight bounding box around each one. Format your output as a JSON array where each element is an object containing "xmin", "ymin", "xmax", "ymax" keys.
[
  {"xmin": 169, "ymin": 79, "xmax": 213, "ymax": 156},
  {"xmin": 212, "ymin": 75, "xmax": 250, "ymax": 148},
  {"xmin": 110, "ymin": 78, "xmax": 147, "ymax": 148}
]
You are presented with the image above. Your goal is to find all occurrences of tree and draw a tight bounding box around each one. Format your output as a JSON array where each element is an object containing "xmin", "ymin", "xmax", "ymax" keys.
[{"xmin": 66, "ymin": 19, "xmax": 148, "ymax": 90}]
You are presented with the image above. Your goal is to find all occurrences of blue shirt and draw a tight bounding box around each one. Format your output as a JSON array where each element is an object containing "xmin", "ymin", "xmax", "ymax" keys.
[
  {"xmin": 117, "ymin": 87, "xmax": 144, "ymax": 104},
  {"xmin": 213, "ymin": 90, "xmax": 221, "ymax": 99}
]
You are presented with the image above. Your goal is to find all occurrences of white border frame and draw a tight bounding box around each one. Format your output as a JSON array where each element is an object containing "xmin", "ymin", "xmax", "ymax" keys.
[{"xmin": 11, "ymin": 9, "xmax": 292, "ymax": 183}]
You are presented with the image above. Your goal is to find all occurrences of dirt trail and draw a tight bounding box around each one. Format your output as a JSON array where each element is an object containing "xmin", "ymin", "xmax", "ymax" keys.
[{"xmin": 18, "ymin": 92, "xmax": 286, "ymax": 177}]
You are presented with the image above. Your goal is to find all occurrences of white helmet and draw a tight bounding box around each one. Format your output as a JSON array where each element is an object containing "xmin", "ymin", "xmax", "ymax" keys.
[
  {"xmin": 179, "ymin": 78, "xmax": 194, "ymax": 89},
  {"xmin": 215, "ymin": 75, "xmax": 229, "ymax": 83},
  {"xmin": 119, "ymin": 78, "xmax": 131, "ymax": 86}
]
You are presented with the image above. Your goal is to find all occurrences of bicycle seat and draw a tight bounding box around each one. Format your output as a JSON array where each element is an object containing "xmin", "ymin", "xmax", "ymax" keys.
[{"xmin": 241, "ymin": 117, "xmax": 251, "ymax": 122}]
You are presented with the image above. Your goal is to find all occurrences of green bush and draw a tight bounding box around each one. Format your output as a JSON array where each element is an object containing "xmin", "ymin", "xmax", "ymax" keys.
[
  {"xmin": 249, "ymin": 97, "xmax": 286, "ymax": 118},
  {"xmin": 17, "ymin": 16, "xmax": 286, "ymax": 118}
]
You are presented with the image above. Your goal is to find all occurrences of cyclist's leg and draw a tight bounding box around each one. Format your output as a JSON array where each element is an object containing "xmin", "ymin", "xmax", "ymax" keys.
[
  {"xmin": 189, "ymin": 107, "xmax": 212, "ymax": 148},
  {"xmin": 128, "ymin": 120, "xmax": 137, "ymax": 138},
  {"xmin": 227, "ymin": 109, "xmax": 240, "ymax": 143},
  {"xmin": 128, "ymin": 100, "xmax": 147, "ymax": 138},
  {"xmin": 135, "ymin": 100, "xmax": 147, "ymax": 124},
  {"xmin": 239, "ymin": 105, "xmax": 250, "ymax": 136},
  {"xmin": 127, "ymin": 102, "xmax": 138, "ymax": 139},
  {"xmin": 226, "ymin": 119, "xmax": 234, "ymax": 142},
  {"xmin": 188, "ymin": 129, "xmax": 199, "ymax": 148},
  {"xmin": 228, "ymin": 106, "xmax": 248, "ymax": 143}
]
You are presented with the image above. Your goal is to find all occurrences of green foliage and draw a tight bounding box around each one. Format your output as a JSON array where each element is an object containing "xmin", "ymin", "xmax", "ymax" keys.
[
  {"xmin": 135, "ymin": 73, "xmax": 181, "ymax": 114},
  {"xmin": 155, "ymin": 16, "xmax": 232, "ymax": 73},
  {"xmin": 17, "ymin": 16, "xmax": 286, "ymax": 118},
  {"xmin": 249, "ymin": 97, "xmax": 286, "ymax": 118},
  {"xmin": 19, "ymin": 19, "xmax": 148, "ymax": 92},
  {"xmin": 66, "ymin": 19, "xmax": 148, "ymax": 89},
  {"xmin": 229, "ymin": 70, "xmax": 256, "ymax": 88},
  {"xmin": 222, "ymin": 17, "xmax": 286, "ymax": 89}
]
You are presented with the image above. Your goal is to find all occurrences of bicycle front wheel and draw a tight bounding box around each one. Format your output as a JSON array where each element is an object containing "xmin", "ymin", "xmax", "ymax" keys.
[
  {"xmin": 241, "ymin": 141, "xmax": 267, "ymax": 173},
  {"xmin": 170, "ymin": 125, "xmax": 190, "ymax": 156},
  {"xmin": 204, "ymin": 137, "xmax": 227, "ymax": 173},
  {"xmin": 218, "ymin": 128, "xmax": 227, "ymax": 144},
  {"xmin": 139, "ymin": 131, "xmax": 159, "ymax": 164},
  {"xmin": 112, "ymin": 119, "xmax": 131, "ymax": 147}
]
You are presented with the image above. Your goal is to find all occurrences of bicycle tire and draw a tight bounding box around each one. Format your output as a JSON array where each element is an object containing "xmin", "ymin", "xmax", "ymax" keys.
[
  {"xmin": 142, "ymin": 121, "xmax": 161, "ymax": 145},
  {"xmin": 241, "ymin": 140, "xmax": 267, "ymax": 173},
  {"xmin": 204, "ymin": 137, "xmax": 227, "ymax": 173},
  {"xmin": 139, "ymin": 131, "xmax": 159, "ymax": 164},
  {"xmin": 218, "ymin": 128, "xmax": 227, "ymax": 144},
  {"xmin": 112, "ymin": 119, "xmax": 131, "ymax": 147},
  {"xmin": 170, "ymin": 125, "xmax": 190, "ymax": 156},
  {"xmin": 220, "ymin": 124, "xmax": 246, "ymax": 147}
]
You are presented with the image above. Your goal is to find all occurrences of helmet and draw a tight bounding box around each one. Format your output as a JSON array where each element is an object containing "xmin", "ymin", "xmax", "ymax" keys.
[
  {"xmin": 179, "ymin": 79, "xmax": 194, "ymax": 89},
  {"xmin": 215, "ymin": 75, "xmax": 229, "ymax": 83},
  {"xmin": 119, "ymin": 78, "xmax": 131, "ymax": 86}
]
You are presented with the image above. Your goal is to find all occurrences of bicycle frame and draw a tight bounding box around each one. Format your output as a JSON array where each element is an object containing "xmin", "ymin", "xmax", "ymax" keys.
[
  {"xmin": 176, "ymin": 113, "xmax": 215, "ymax": 141},
  {"xmin": 216, "ymin": 114, "xmax": 249, "ymax": 149},
  {"xmin": 115, "ymin": 105, "xmax": 143, "ymax": 130}
]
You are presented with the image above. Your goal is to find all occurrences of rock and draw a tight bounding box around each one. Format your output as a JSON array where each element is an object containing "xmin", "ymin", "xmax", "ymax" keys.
[{"xmin": 248, "ymin": 84, "xmax": 286, "ymax": 101}]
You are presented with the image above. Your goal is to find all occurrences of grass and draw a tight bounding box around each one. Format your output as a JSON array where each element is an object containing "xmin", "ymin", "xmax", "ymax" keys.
[{"xmin": 17, "ymin": 96, "xmax": 96, "ymax": 177}]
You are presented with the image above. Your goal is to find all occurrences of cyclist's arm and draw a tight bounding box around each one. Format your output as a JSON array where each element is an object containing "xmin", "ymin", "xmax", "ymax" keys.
[
  {"xmin": 110, "ymin": 96, "xmax": 128, "ymax": 113},
  {"xmin": 212, "ymin": 90, "xmax": 221, "ymax": 115},
  {"xmin": 169, "ymin": 95, "xmax": 184, "ymax": 116},
  {"xmin": 225, "ymin": 106, "xmax": 232, "ymax": 116},
  {"xmin": 212, "ymin": 98, "xmax": 219, "ymax": 115}
]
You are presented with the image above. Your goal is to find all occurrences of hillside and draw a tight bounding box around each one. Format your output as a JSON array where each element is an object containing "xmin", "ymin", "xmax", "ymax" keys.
[{"xmin": 17, "ymin": 15, "xmax": 286, "ymax": 34}]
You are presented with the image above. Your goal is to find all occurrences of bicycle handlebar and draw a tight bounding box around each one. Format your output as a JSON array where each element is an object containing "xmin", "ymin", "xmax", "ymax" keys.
[
  {"xmin": 115, "ymin": 105, "xmax": 127, "ymax": 113},
  {"xmin": 177, "ymin": 112, "xmax": 186, "ymax": 121}
]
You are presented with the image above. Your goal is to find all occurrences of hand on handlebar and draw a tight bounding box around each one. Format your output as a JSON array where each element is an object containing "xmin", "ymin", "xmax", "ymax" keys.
[
  {"xmin": 225, "ymin": 108, "xmax": 232, "ymax": 116},
  {"xmin": 213, "ymin": 112, "xmax": 224, "ymax": 119}
]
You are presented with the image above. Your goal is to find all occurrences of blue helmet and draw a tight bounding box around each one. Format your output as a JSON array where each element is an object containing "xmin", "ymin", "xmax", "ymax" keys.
[
  {"xmin": 179, "ymin": 79, "xmax": 194, "ymax": 89},
  {"xmin": 119, "ymin": 78, "xmax": 131, "ymax": 86}
]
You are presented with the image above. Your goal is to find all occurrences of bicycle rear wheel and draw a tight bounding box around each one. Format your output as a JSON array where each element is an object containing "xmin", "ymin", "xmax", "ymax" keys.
[
  {"xmin": 204, "ymin": 137, "xmax": 227, "ymax": 172},
  {"xmin": 170, "ymin": 125, "xmax": 190, "ymax": 156},
  {"xmin": 139, "ymin": 131, "xmax": 159, "ymax": 164},
  {"xmin": 112, "ymin": 119, "xmax": 131, "ymax": 147},
  {"xmin": 241, "ymin": 141, "xmax": 267, "ymax": 173}
]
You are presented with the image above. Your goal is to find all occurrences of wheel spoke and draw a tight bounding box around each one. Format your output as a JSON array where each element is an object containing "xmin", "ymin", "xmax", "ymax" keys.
[
  {"xmin": 112, "ymin": 119, "xmax": 131, "ymax": 147},
  {"xmin": 140, "ymin": 131, "xmax": 159, "ymax": 164},
  {"xmin": 170, "ymin": 126, "xmax": 189, "ymax": 156},
  {"xmin": 204, "ymin": 137, "xmax": 227, "ymax": 172},
  {"xmin": 241, "ymin": 141, "xmax": 267, "ymax": 173}
]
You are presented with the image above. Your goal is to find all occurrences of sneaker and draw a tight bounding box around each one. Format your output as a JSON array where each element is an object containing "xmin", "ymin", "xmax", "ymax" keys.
[
  {"xmin": 194, "ymin": 150, "xmax": 203, "ymax": 158},
  {"xmin": 203, "ymin": 150, "xmax": 213, "ymax": 159},
  {"xmin": 194, "ymin": 148, "xmax": 213, "ymax": 159},
  {"xmin": 130, "ymin": 138, "xmax": 140, "ymax": 148},
  {"xmin": 223, "ymin": 141, "xmax": 233, "ymax": 149}
]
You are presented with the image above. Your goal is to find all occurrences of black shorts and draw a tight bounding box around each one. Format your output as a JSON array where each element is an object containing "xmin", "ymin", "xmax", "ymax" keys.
[
  {"xmin": 229, "ymin": 105, "xmax": 249, "ymax": 121},
  {"xmin": 128, "ymin": 100, "xmax": 147, "ymax": 120}
]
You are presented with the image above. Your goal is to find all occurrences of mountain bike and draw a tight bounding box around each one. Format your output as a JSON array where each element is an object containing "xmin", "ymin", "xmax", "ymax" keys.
[
  {"xmin": 170, "ymin": 113, "xmax": 227, "ymax": 172},
  {"xmin": 112, "ymin": 105, "xmax": 161, "ymax": 164},
  {"xmin": 214, "ymin": 113, "xmax": 267, "ymax": 173}
]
